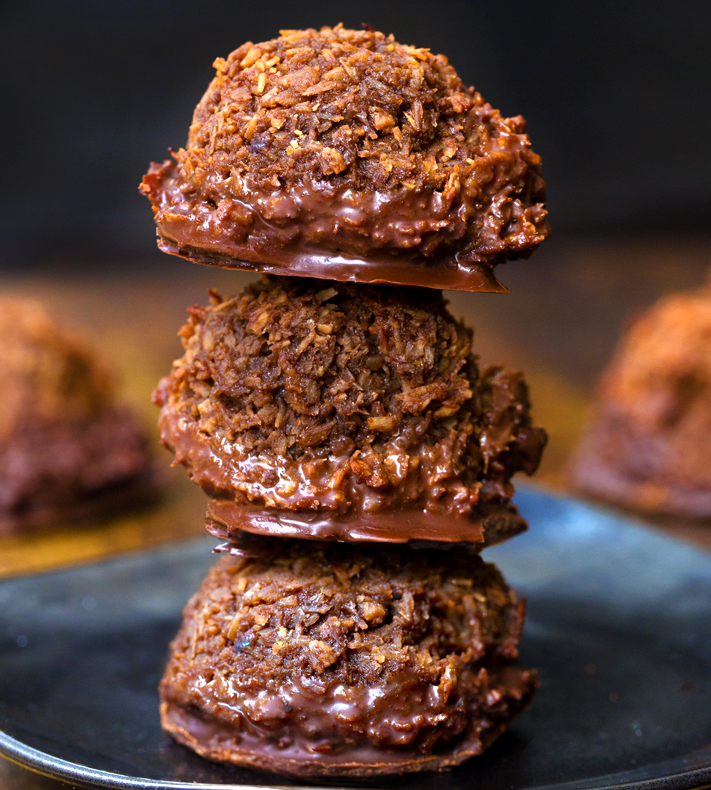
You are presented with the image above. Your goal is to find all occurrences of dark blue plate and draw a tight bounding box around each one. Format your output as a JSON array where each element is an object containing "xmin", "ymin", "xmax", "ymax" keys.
[{"xmin": 1, "ymin": 486, "xmax": 710, "ymax": 790}]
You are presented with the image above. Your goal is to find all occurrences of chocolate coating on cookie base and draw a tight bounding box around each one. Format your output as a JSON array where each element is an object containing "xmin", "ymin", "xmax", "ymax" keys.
[
  {"xmin": 145, "ymin": 160, "xmax": 514, "ymax": 293},
  {"xmin": 206, "ymin": 498, "xmax": 527, "ymax": 548},
  {"xmin": 157, "ymin": 392, "xmax": 544, "ymax": 529},
  {"xmin": 161, "ymin": 664, "xmax": 533, "ymax": 777}
]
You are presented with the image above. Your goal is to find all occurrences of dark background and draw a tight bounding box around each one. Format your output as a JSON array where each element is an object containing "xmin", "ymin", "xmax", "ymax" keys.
[{"xmin": 1, "ymin": 0, "xmax": 710, "ymax": 271}]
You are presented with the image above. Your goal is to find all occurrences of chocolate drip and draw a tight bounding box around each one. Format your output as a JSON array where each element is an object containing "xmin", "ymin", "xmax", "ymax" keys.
[
  {"xmin": 206, "ymin": 498, "xmax": 526, "ymax": 548},
  {"xmin": 161, "ymin": 662, "xmax": 536, "ymax": 778},
  {"xmin": 142, "ymin": 160, "xmax": 546, "ymax": 292}
]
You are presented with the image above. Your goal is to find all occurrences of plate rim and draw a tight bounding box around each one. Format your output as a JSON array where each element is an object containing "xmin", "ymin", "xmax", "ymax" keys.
[
  {"xmin": 0, "ymin": 731, "xmax": 295, "ymax": 790},
  {"xmin": 2, "ymin": 729, "xmax": 711, "ymax": 790}
]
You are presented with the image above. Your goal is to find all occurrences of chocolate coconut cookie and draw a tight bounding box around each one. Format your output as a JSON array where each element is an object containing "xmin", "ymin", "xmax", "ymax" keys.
[
  {"xmin": 160, "ymin": 543, "xmax": 537, "ymax": 777},
  {"xmin": 141, "ymin": 24, "xmax": 548, "ymax": 292},
  {"xmin": 571, "ymin": 283, "xmax": 711, "ymax": 517},
  {"xmin": 0, "ymin": 297, "xmax": 157, "ymax": 532},
  {"xmin": 154, "ymin": 277, "xmax": 545, "ymax": 545}
]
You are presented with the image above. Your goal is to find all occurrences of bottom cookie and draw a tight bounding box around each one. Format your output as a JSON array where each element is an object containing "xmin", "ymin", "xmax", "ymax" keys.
[{"xmin": 160, "ymin": 540, "xmax": 537, "ymax": 777}]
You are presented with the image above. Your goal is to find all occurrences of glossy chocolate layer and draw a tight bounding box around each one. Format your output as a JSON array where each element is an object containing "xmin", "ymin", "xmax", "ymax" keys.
[
  {"xmin": 206, "ymin": 498, "xmax": 526, "ymax": 548},
  {"xmin": 161, "ymin": 663, "xmax": 535, "ymax": 777},
  {"xmin": 143, "ymin": 160, "xmax": 541, "ymax": 292},
  {"xmin": 159, "ymin": 549, "xmax": 537, "ymax": 777},
  {"xmin": 159, "ymin": 402, "xmax": 540, "ymax": 543}
]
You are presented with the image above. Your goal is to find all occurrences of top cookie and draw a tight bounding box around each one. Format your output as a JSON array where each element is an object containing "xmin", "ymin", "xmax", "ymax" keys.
[{"xmin": 141, "ymin": 25, "xmax": 548, "ymax": 291}]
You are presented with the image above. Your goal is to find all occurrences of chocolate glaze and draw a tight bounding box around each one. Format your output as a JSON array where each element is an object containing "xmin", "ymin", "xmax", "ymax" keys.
[
  {"xmin": 143, "ymin": 159, "xmax": 546, "ymax": 292},
  {"xmin": 160, "ymin": 407, "xmax": 531, "ymax": 545},
  {"xmin": 161, "ymin": 663, "xmax": 535, "ymax": 777},
  {"xmin": 206, "ymin": 498, "xmax": 526, "ymax": 548}
]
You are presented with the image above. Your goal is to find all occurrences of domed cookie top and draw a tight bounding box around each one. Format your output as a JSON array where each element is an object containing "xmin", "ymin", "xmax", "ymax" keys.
[
  {"xmin": 141, "ymin": 25, "xmax": 549, "ymax": 292},
  {"xmin": 153, "ymin": 277, "xmax": 546, "ymax": 546}
]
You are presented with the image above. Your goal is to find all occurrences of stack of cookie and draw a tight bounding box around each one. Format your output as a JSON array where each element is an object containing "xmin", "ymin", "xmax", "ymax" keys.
[{"xmin": 141, "ymin": 25, "xmax": 549, "ymax": 778}]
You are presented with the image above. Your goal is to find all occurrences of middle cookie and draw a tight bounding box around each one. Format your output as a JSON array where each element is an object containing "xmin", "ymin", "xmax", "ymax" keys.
[{"xmin": 154, "ymin": 276, "xmax": 545, "ymax": 547}]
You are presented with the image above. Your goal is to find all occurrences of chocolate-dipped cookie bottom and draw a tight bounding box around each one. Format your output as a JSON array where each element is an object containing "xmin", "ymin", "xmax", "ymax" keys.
[{"xmin": 205, "ymin": 497, "xmax": 527, "ymax": 549}]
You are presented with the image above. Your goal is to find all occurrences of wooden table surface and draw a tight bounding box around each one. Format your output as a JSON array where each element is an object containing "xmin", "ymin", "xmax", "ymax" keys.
[{"xmin": 2, "ymin": 235, "xmax": 711, "ymax": 788}]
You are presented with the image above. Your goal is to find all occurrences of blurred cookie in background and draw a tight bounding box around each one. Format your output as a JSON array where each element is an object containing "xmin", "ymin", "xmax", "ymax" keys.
[
  {"xmin": 0, "ymin": 296, "xmax": 160, "ymax": 533},
  {"xmin": 569, "ymin": 279, "xmax": 711, "ymax": 518}
]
